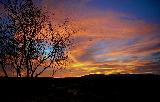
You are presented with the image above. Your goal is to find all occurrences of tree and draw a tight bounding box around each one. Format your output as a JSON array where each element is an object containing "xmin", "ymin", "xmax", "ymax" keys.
[{"xmin": 0, "ymin": 0, "xmax": 75, "ymax": 77}]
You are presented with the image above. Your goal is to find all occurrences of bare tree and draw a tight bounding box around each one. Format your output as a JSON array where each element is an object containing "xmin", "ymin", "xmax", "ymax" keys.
[{"xmin": 0, "ymin": 0, "xmax": 76, "ymax": 77}]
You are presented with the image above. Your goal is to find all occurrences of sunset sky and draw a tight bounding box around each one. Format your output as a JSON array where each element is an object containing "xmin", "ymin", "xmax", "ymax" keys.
[
  {"xmin": 42, "ymin": 0, "xmax": 160, "ymax": 77},
  {"xmin": 1, "ymin": 0, "xmax": 160, "ymax": 77}
]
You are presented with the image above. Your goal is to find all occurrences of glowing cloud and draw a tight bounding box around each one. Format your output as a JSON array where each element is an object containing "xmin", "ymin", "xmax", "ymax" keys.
[{"xmin": 39, "ymin": 0, "xmax": 160, "ymax": 77}]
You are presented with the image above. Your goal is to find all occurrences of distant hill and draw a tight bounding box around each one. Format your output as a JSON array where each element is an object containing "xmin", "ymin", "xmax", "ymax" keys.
[{"xmin": 81, "ymin": 73, "xmax": 160, "ymax": 79}]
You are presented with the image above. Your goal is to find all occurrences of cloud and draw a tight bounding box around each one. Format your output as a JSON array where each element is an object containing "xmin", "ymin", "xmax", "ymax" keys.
[
  {"xmin": 1, "ymin": 0, "xmax": 159, "ymax": 77},
  {"xmin": 66, "ymin": 10, "xmax": 160, "ymax": 77},
  {"xmin": 77, "ymin": 12, "xmax": 158, "ymax": 37},
  {"xmin": 134, "ymin": 61, "xmax": 160, "ymax": 74},
  {"xmin": 28, "ymin": 0, "xmax": 160, "ymax": 77},
  {"xmin": 17, "ymin": 0, "xmax": 160, "ymax": 77}
]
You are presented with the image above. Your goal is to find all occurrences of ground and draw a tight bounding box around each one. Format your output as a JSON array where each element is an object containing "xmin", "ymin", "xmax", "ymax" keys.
[{"xmin": 0, "ymin": 74, "xmax": 160, "ymax": 102}]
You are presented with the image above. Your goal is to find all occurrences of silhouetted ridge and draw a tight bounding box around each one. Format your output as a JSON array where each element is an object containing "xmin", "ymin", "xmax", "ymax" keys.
[{"xmin": 81, "ymin": 73, "xmax": 160, "ymax": 79}]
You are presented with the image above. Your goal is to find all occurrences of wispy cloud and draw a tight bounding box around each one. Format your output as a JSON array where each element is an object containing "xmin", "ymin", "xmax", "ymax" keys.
[
  {"xmin": 40, "ymin": 0, "xmax": 160, "ymax": 77},
  {"xmin": 67, "ymin": 12, "xmax": 159, "ymax": 77}
]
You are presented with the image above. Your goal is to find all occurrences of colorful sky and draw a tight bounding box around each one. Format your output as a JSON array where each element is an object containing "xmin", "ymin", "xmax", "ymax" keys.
[
  {"xmin": 44, "ymin": 0, "xmax": 160, "ymax": 77},
  {"xmin": 1, "ymin": 0, "xmax": 160, "ymax": 77},
  {"xmin": 38, "ymin": 0, "xmax": 160, "ymax": 77}
]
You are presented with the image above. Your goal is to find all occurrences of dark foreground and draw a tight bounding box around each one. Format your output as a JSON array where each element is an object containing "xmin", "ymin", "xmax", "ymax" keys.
[{"xmin": 0, "ymin": 74, "xmax": 160, "ymax": 102}]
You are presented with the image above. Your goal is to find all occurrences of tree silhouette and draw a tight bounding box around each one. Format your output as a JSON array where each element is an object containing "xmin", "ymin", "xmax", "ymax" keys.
[{"xmin": 0, "ymin": 0, "xmax": 75, "ymax": 77}]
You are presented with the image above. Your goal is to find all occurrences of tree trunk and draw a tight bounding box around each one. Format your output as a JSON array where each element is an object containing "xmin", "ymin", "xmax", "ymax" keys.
[{"xmin": 0, "ymin": 62, "xmax": 8, "ymax": 77}]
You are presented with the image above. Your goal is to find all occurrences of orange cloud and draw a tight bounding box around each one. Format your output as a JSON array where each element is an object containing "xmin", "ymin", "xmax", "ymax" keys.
[
  {"xmin": 38, "ymin": 1, "xmax": 160, "ymax": 77},
  {"xmin": 63, "ymin": 11, "xmax": 159, "ymax": 77},
  {"xmin": 75, "ymin": 11, "xmax": 157, "ymax": 38}
]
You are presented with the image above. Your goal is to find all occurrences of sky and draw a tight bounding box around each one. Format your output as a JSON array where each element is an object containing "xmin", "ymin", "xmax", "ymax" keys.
[
  {"xmin": 41, "ymin": 0, "xmax": 160, "ymax": 77},
  {"xmin": 0, "ymin": 0, "xmax": 160, "ymax": 77}
]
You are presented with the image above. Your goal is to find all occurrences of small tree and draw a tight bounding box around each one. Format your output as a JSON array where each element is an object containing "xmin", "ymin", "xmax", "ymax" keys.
[{"xmin": 0, "ymin": 0, "xmax": 75, "ymax": 77}]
